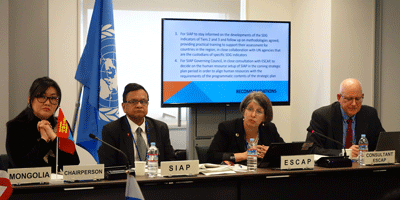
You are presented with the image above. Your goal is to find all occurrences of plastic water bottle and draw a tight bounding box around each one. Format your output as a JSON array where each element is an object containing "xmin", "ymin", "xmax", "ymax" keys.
[
  {"xmin": 247, "ymin": 138, "xmax": 257, "ymax": 172},
  {"xmin": 147, "ymin": 142, "xmax": 159, "ymax": 177},
  {"xmin": 358, "ymin": 134, "xmax": 369, "ymax": 166}
]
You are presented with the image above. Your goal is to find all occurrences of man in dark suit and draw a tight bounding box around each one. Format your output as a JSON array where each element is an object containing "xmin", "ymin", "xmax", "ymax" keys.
[
  {"xmin": 306, "ymin": 78, "xmax": 385, "ymax": 157},
  {"xmin": 98, "ymin": 83, "xmax": 175, "ymax": 167}
]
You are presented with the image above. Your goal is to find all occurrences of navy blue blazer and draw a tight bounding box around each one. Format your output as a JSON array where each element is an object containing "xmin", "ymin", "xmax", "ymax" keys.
[
  {"xmin": 206, "ymin": 118, "xmax": 284, "ymax": 164},
  {"xmin": 98, "ymin": 116, "xmax": 176, "ymax": 167},
  {"xmin": 306, "ymin": 102, "xmax": 385, "ymax": 156}
]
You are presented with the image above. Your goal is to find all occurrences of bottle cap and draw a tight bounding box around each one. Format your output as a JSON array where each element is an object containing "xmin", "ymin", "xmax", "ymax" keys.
[
  {"xmin": 151, "ymin": 142, "xmax": 156, "ymax": 146},
  {"xmin": 361, "ymin": 134, "xmax": 366, "ymax": 137},
  {"xmin": 250, "ymin": 138, "xmax": 255, "ymax": 142}
]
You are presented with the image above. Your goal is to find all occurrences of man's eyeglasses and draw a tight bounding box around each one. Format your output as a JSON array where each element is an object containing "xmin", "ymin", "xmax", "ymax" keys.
[
  {"xmin": 341, "ymin": 95, "xmax": 364, "ymax": 103},
  {"xmin": 125, "ymin": 99, "xmax": 149, "ymax": 105},
  {"xmin": 36, "ymin": 95, "xmax": 59, "ymax": 105},
  {"xmin": 246, "ymin": 107, "xmax": 264, "ymax": 116}
]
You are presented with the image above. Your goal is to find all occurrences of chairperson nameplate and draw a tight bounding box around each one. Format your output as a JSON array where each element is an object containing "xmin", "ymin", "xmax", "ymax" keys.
[{"xmin": 63, "ymin": 164, "xmax": 104, "ymax": 181}]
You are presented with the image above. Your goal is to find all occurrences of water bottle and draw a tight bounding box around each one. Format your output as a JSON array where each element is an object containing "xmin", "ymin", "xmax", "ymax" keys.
[
  {"xmin": 147, "ymin": 142, "xmax": 159, "ymax": 177},
  {"xmin": 358, "ymin": 134, "xmax": 369, "ymax": 166},
  {"xmin": 247, "ymin": 138, "xmax": 257, "ymax": 172}
]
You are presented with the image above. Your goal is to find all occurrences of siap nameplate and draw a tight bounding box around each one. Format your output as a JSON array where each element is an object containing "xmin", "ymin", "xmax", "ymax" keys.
[
  {"xmin": 8, "ymin": 167, "xmax": 51, "ymax": 185},
  {"xmin": 63, "ymin": 164, "xmax": 105, "ymax": 181},
  {"xmin": 364, "ymin": 150, "xmax": 395, "ymax": 165},
  {"xmin": 160, "ymin": 160, "xmax": 199, "ymax": 177},
  {"xmin": 280, "ymin": 155, "xmax": 314, "ymax": 170}
]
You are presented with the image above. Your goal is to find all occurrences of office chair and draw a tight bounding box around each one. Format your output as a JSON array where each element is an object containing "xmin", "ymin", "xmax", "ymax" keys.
[
  {"xmin": 0, "ymin": 154, "xmax": 9, "ymax": 170},
  {"xmin": 174, "ymin": 149, "xmax": 187, "ymax": 160},
  {"xmin": 195, "ymin": 146, "xmax": 209, "ymax": 164}
]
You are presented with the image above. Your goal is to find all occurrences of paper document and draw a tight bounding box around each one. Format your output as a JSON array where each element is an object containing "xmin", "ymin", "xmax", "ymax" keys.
[
  {"xmin": 199, "ymin": 164, "xmax": 247, "ymax": 175},
  {"xmin": 314, "ymin": 154, "xmax": 328, "ymax": 163}
]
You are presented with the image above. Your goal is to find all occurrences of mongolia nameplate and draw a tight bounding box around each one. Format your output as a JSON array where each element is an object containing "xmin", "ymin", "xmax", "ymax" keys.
[{"xmin": 8, "ymin": 167, "xmax": 51, "ymax": 185}]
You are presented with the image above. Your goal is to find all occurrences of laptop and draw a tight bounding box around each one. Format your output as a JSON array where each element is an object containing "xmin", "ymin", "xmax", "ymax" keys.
[
  {"xmin": 258, "ymin": 142, "xmax": 313, "ymax": 168},
  {"xmin": 375, "ymin": 131, "xmax": 400, "ymax": 163}
]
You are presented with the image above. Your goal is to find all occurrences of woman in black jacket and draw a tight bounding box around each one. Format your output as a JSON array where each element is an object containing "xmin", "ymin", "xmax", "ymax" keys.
[
  {"xmin": 207, "ymin": 91, "xmax": 284, "ymax": 164},
  {"xmin": 6, "ymin": 77, "xmax": 79, "ymax": 172}
]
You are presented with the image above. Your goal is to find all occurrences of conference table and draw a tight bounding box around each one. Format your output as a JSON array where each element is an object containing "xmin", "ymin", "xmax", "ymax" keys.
[{"xmin": 10, "ymin": 162, "xmax": 400, "ymax": 200}]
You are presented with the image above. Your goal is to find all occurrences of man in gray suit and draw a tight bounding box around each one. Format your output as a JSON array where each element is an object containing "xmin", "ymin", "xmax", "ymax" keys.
[
  {"xmin": 98, "ymin": 83, "xmax": 175, "ymax": 167},
  {"xmin": 306, "ymin": 78, "xmax": 384, "ymax": 158}
]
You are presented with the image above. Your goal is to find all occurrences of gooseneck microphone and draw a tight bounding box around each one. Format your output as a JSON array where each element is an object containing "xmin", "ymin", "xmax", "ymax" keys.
[
  {"xmin": 89, "ymin": 134, "xmax": 131, "ymax": 170},
  {"xmin": 311, "ymin": 130, "xmax": 352, "ymax": 168},
  {"xmin": 311, "ymin": 130, "xmax": 348, "ymax": 157}
]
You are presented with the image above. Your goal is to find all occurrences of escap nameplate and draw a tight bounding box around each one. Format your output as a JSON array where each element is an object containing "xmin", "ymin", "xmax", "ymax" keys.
[
  {"xmin": 280, "ymin": 155, "xmax": 314, "ymax": 170},
  {"xmin": 8, "ymin": 167, "xmax": 51, "ymax": 185},
  {"xmin": 63, "ymin": 164, "xmax": 105, "ymax": 181},
  {"xmin": 160, "ymin": 160, "xmax": 199, "ymax": 177},
  {"xmin": 364, "ymin": 150, "xmax": 395, "ymax": 165}
]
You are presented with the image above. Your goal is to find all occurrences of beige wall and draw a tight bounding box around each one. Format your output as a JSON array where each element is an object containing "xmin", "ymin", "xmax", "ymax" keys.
[
  {"xmin": 0, "ymin": 0, "xmax": 9, "ymax": 154},
  {"xmin": 380, "ymin": 0, "xmax": 400, "ymax": 131},
  {"xmin": 49, "ymin": 0, "xmax": 80, "ymax": 124},
  {"xmin": 331, "ymin": 0, "xmax": 375, "ymax": 106}
]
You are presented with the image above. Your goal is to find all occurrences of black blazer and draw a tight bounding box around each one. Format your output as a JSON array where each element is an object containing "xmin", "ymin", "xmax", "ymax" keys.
[
  {"xmin": 98, "ymin": 116, "xmax": 176, "ymax": 167},
  {"xmin": 306, "ymin": 102, "xmax": 385, "ymax": 156},
  {"xmin": 206, "ymin": 118, "xmax": 284, "ymax": 164},
  {"xmin": 6, "ymin": 108, "xmax": 80, "ymax": 172}
]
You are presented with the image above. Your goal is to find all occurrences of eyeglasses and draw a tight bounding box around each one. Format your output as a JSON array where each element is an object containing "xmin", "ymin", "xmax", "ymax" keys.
[
  {"xmin": 36, "ymin": 95, "xmax": 59, "ymax": 105},
  {"xmin": 125, "ymin": 99, "xmax": 149, "ymax": 105},
  {"xmin": 341, "ymin": 95, "xmax": 364, "ymax": 103},
  {"xmin": 246, "ymin": 107, "xmax": 264, "ymax": 116}
]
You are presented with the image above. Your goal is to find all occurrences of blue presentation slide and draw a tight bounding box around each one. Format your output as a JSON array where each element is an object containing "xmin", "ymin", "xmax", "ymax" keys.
[{"xmin": 162, "ymin": 19, "xmax": 290, "ymax": 105}]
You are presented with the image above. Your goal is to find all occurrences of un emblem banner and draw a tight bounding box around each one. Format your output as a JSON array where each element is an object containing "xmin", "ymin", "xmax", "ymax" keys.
[{"xmin": 74, "ymin": 0, "xmax": 119, "ymax": 163}]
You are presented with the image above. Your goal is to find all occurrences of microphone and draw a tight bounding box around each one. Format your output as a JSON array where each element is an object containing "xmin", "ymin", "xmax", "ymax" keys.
[
  {"xmin": 310, "ymin": 130, "xmax": 352, "ymax": 168},
  {"xmin": 311, "ymin": 130, "xmax": 348, "ymax": 157},
  {"xmin": 89, "ymin": 134, "xmax": 131, "ymax": 170}
]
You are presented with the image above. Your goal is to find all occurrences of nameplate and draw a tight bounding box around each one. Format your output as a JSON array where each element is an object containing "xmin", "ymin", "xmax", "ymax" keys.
[
  {"xmin": 160, "ymin": 160, "xmax": 199, "ymax": 177},
  {"xmin": 8, "ymin": 167, "xmax": 51, "ymax": 185},
  {"xmin": 364, "ymin": 150, "xmax": 395, "ymax": 165},
  {"xmin": 63, "ymin": 164, "xmax": 104, "ymax": 181},
  {"xmin": 281, "ymin": 155, "xmax": 314, "ymax": 170}
]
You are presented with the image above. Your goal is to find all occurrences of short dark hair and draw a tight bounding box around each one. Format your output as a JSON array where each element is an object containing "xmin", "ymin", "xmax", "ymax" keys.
[
  {"xmin": 29, "ymin": 77, "xmax": 62, "ymax": 109},
  {"xmin": 239, "ymin": 91, "xmax": 273, "ymax": 123},
  {"xmin": 122, "ymin": 83, "xmax": 149, "ymax": 102}
]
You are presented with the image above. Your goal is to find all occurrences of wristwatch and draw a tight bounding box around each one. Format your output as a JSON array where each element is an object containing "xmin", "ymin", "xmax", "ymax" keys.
[{"xmin": 229, "ymin": 154, "xmax": 235, "ymax": 162}]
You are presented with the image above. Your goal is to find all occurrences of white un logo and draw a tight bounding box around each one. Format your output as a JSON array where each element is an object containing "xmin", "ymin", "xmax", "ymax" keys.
[{"xmin": 99, "ymin": 24, "xmax": 119, "ymax": 122}]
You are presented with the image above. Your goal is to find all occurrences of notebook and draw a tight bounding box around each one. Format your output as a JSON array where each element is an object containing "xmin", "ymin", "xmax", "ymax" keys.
[
  {"xmin": 375, "ymin": 131, "xmax": 400, "ymax": 163},
  {"xmin": 258, "ymin": 142, "xmax": 313, "ymax": 168}
]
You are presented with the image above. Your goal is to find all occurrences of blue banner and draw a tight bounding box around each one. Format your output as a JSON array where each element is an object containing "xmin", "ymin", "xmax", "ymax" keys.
[{"xmin": 75, "ymin": 0, "xmax": 119, "ymax": 163}]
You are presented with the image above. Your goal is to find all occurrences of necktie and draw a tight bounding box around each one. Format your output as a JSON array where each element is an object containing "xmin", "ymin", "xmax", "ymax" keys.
[
  {"xmin": 136, "ymin": 127, "xmax": 147, "ymax": 161},
  {"xmin": 345, "ymin": 119, "xmax": 353, "ymax": 148}
]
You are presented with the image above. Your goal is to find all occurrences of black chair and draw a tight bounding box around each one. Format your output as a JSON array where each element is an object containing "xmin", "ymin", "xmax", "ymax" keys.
[
  {"xmin": 195, "ymin": 146, "xmax": 209, "ymax": 164},
  {"xmin": 174, "ymin": 149, "xmax": 187, "ymax": 160},
  {"xmin": 0, "ymin": 154, "xmax": 9, "ymax": 170}
]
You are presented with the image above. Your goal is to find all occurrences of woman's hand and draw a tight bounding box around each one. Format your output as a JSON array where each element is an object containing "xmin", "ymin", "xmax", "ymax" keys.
[
  {"xmin": 234, "ymin": 152, "xmax": 248, "ymax": 163},
  {"xmin": 37, "ymin": 120, "xmax": 57, "ymax": 142},
  {"xmin": 257, "ymin": 145, "xmax": 269, "ymax": 159}
]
